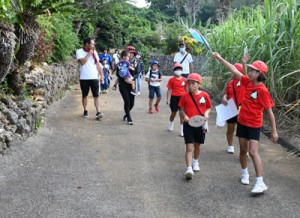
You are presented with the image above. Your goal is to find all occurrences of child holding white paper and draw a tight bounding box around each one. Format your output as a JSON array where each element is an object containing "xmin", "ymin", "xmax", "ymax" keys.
[
  {"xmin": 212, "ymin": 52, "xmax": 278, "ymax": 194},
  {"xmin": 222, "ymin": 61, "xmax": 246, "ymax": 154}
]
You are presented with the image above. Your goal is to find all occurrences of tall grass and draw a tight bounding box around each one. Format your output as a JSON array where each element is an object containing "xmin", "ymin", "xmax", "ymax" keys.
[{"xmin": 205, "ymin": 0, "xmax": 300, "ymax": 132}]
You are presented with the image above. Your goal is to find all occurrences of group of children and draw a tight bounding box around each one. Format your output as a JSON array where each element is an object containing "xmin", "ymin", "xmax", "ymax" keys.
[
  {"xmin": 111, "ymin": 46, "xmax": 278, "ymax": 194},
  {"xmin": 150, "ymin": 53, "xmax": 277, "ymax": 195}
]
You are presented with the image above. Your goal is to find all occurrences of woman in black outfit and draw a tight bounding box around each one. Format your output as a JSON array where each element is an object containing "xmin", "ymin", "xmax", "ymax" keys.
[{"xmin": 116, "ymin": 50, "xmax": 136, "ymax": 125}]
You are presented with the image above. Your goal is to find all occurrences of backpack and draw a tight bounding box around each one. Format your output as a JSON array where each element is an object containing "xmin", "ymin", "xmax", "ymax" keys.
[{"xmin": 148, "ymin": 70, "xmax": 162, "ymax": 84}]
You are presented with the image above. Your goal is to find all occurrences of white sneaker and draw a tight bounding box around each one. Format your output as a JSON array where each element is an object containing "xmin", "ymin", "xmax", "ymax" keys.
[
  {"xmin": 185, "ymin": 167, "xmax": 194, "ymax": 179},
  {"xmin": 192, "ymin": 160, "xmax": 200, "ymax": 172},
  {"xmin": 138, "ymin": 92, "xmax": 141, "ymax": 95},
  {"xmin": 251, "ymin": 182, "xmax": 268, "ymax": 194},
  {"xmin": 227, "ymin": 146, "xmax": 235, "ymax": 154},
  {"xmin": 168, "ymin": 122, "xmax": 174, "ymax": 131},
  {"xmin": 180, "ymin": 131, "xmax": 184, "ymax": 137},
  {"xmin": 180, "ymin": 124, "xmax": 184, "ymax": 137},
  {"xmin": 240, "ymin": 174, "xmax": 250, "ymax": 185}
]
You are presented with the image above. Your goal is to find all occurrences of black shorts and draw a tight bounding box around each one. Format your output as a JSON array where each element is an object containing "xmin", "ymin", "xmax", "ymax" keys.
[
  {"xmin": 227, "ymin": 115, "xmax": 238, "ymax": 124},
  {"xmin": 170, "ymin": 96, "xmax": 181, "ymax": 112},
  {"xmin": 80, "ymin": 79, "xmax": 99, "ymax": 97},
  {"xmin": 236, "ymin": 122, "xmax": 261, "ymax": 141},
  {"xmin": 183, "ymin": 122, "xmax": 206, "ymax": 144}
]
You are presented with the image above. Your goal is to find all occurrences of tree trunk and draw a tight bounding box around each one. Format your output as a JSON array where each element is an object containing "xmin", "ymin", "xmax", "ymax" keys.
[
  {"xmin": 73, "ymin": 20, "xmax": 82, "ymax": 35},
  {"xmin": 0, "ymin": 23, "xmax": 16, "ymax": 83},
  {"xmin": 15, "ymin": 13, "xmax": 40, "ymax": 66}
]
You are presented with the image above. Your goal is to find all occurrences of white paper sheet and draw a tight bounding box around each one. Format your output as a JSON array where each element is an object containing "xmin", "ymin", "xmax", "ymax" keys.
[{"xmin": 215, "ymin": 99, "xmax": 239, "ymax": 125}]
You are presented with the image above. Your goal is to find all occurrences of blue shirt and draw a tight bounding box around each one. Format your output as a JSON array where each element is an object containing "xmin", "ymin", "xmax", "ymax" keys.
[{"xmin": 99, "ymin": 53, "xmax": 112, "ymax": 66}]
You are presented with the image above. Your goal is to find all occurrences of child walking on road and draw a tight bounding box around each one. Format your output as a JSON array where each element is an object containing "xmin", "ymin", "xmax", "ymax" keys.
[
  {"xmin": 166, "ymin": 63, "xmax": 187, "ymax": 136},
  {"xmin": 178, "ymin": 73, "xmax": 212, "ymax": 179},
  {"xmin": 222, "ymin": 63, "xmax": 245, "ymax": 153},
  {"xmin": 145, "ymin": 60, "xmax": 163, "ymax": 114},
  {"xmin": 212, "ymin": 52, "xmax": 278, "ymax": 194}
]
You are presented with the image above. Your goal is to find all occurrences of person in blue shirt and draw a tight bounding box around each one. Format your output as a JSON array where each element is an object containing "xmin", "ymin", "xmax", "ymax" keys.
[{"xmin": 99, "ymin": 48, "xmax": 113, "ymax": 69}]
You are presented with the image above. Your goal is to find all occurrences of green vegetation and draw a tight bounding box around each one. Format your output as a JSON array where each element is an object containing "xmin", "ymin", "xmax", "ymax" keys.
[
  {"xmin": 0, "ymin": 0, "xmax": 299, "ymax": 131},
  {"xmin": 207, "ymin": 0, "xmax": 299, "ymax": 115}
]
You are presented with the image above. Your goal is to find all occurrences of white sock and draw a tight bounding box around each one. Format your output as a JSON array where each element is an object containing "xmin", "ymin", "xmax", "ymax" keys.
[
  {"xmin": 180, "ymin": 124, "xmax": 183, "ymax": 131},
  {"xmin": 242, "ymin": 168, "xmax": 249, "ymax": 175},
  {"xmin": 192, "ymin": 158, "xmax": 198, "ymax": 163},
  {"xmin": 256, "ymin": 176, "xmax": 263, "ymax": 184}
]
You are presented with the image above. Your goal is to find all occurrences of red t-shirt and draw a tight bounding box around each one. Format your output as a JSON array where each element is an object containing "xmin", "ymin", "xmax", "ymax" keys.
[
  {"xmin": 225, "ymin": 79, "xmax": 245, "ymax": 107},
  {"xmin": 238, "ymin": 75, "xmax": 274, "ymax": 128},
  {"xmin": 167, "ymin": 76, "xmax": 187, "ymax": 96},
  {"xmin": 178, "ymin": 91, "xmax": 212, "ymax": 118}
]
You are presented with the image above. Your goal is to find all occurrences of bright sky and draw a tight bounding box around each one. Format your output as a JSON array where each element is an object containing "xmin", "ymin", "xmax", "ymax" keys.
[{"xmin": 130, "ymin": 0, "xmax": 149, "ymax": 8}]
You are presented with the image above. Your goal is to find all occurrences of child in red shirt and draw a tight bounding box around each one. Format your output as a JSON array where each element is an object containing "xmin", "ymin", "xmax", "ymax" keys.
[
  {"xmin": 222, "ymin": 62, "xmax": 246, "ymax": 154},
  {"xmin": 213, "ymin": 52, "xmax": 278, "ymax": 194},
  {"xmin": 166, "ymin": 63, "xmax": 187, "ymax": 136},
  {"xmin": 178, "ymin": 73, "xmax": 212, "ymax": 179}
]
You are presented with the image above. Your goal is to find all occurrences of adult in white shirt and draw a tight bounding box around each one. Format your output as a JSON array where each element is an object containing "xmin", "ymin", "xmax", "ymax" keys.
[
  {"xmin": 173, "ymin": 42, "xmax": 194, "ymax": 78},
  {"xmin": 113, "ymin": 49, "xmax": 120, "ymax": 64},
  {"xmin": 112, "ymin": 49, "xmax": 120, "ymax": 74},
  {"xmin": 76, "ymin": 37, "xmax": 104, "ymax": 120}
]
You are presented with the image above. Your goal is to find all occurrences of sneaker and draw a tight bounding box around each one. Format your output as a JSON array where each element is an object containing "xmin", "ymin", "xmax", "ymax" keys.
[
  {"xmin": 251, "ymin": 182, "xmax": 268, "ymax": 194},
  {"xmin": 154, "ymin": 104, "xmax": 159, "ymax": 112},
  {"xmin": 130, "ymin": 90, "xmax": 138, "ymax": 96},
  {"xmin": 168, "ymin": 122, "xmax": 174, "ymax": 131},
  {"xmin": 83, "ymin": 110, "xmax": 88, "ymax": 118},
  {"xmin": 192, "ymin": 160, "xmax": 200, "ymax": 172},
  {"xmin": 180, "ymin": 125, "xmax": 184, "ymax": 137},
  {"xmin": 240, "ymin": 174, "xmax": 250, "ymax": 185},
  {"xmin": 185, "ymin": 167, "xmax": 194, "ymax": 179},
  {"xmin": 149, "ymin": 108, "xmax": 154, "ymax": 114},
  {"xmin": 138, "ymin": 92, "xmax": 141, "ymax": 95},
  {"xmin": 180, "ymin": 130, "xmax": 184, "ymax": 137},
  {"xmin": 103, "ymin": 90, "xmax": 108, "ymax": 94},
  {"xmin": 95, "ymin": 112, "xmax": 104, "ymax": 120},
  {"xmin": 112, "ymin": 85, "xmax": 117, "ymax": 90},
  {"xmin": 127, "ymin": 119, "xmax": 133, "ymax": 125},
  {"xmin": 123, "ymin": 115, "xmax": 127, "ymax": 121},
  {"xmin": 227, "ymin": 146, "xmax": 235, "ymax": 154}
]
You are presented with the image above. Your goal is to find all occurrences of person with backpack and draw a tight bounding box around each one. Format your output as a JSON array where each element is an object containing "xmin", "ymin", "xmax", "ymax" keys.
[
  {"xmin": 174, "ymin": 42, "xmax": 194, "ymax": 78},
  {"xmin": 145, "ymin": 60, "xmax": 163, "ymax": 114},
  {"xmin": 100, "ymin": 58, "xmax": 111, "ymax": 94}
]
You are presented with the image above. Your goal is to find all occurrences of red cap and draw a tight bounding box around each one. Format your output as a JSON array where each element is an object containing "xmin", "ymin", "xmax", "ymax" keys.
[
  {"xmin": 233, "ymin": 63, "xmax": 243, "ymax": 73},
  {"xmin": 187, "ymin": 73, "xmax": 202, "ymax": 84},
  {"xmin": 173, "ymin": 63, "xmax": 183, "ymax": 70},
  {"xmin": 248, "ymin": 60, "xmax": 268, "ymax": 74},
  {"xmin": 126, "ymin": 46, "xmax": 137, "ymax": 55}
]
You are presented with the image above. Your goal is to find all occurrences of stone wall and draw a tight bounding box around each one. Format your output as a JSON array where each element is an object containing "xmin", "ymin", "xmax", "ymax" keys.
[{"xmin": 0, "ymin": 59, "xmax": 78, "ymax": 155}]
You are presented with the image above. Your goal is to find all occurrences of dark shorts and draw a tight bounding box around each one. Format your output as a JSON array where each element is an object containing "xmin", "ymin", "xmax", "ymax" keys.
[
  {"xmin": 227, "ymin": 115, "xmax": 238, "ymax": 124},
  {"xmin": 236, "ymin": 122, "xmax": 261, "ymax": 141},
  {"xmin": 149, "ymin": 85, "xmax": 162, "ymax": 99},
  {"xmin": 80, "ymin": 79, "xmax": 99, "ymax": 97},
  {"xmin": 183, "ymin": 122, "xmax": 206, "ymax": 144},
  {"xmin": 170, "ymin": 96, "xmax": 181, "ymax": 112}
]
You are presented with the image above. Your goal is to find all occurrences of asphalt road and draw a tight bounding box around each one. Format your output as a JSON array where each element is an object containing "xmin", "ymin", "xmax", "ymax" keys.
[{"xmin": 1, "ymin": 76, "xmax": 299, "ymax": 218}]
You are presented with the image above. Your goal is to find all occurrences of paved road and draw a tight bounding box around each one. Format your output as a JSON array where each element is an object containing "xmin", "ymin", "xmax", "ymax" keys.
[{"xmin": 1, "ymin": 77, "xmax": 299, "ymax": 218}]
